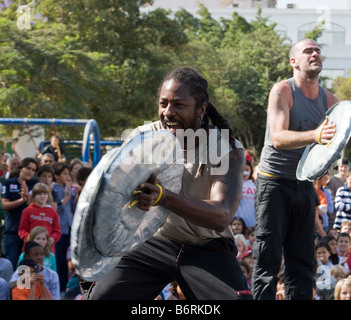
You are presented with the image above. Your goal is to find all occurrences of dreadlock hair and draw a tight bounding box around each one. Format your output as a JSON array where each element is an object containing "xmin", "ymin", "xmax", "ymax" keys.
[
  {"xmin": 160, "ymin": 66, "xmax": 237, "ymax": 151},
  {"xmin": 160, "ymin": 66, "xmax": 238, "ymax": 175}
]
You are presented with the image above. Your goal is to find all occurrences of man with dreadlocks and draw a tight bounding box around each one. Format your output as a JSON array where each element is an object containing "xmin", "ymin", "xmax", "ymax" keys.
[{"xmin": 85, "ymin": 66, "xmax": 252, "ymax": 300}]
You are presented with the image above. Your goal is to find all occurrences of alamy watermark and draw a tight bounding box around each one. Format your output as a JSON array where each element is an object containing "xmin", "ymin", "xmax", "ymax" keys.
[
  {"xmin": 119, "ymin": 124, "xmax": 231, "ymax": 175},
  {"xmin": 315, "ymin": 264, "xmax": 336, "ymax": 290},
  {"xmin": 14, "ymin": 1, "xmax": 47, "ymax": 30},
  {"xmin": 16, "ymin": 265, "xmax": 32, "ymax": 289},
  {"xmin": 317, "ymin": 5, "xmax": 331, "ymax": 30},
  {"xmin": 16, "ymin": 1, "xmax": 34, "ymax": 30}
]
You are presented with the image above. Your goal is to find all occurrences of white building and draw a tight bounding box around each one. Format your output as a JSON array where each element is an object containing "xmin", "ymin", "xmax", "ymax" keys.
[{"xmin": 142, "ymin": 0, "xmax": 351, "ymax": 87}]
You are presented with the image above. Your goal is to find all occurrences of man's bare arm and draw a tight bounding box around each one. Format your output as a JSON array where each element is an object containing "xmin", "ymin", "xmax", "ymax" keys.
[
  {"xmin": 269, "ymin": 82, "xmax": 336, "ymax": 149},
  {"xmin": 136, "ymin": 148, "xmax": 245, "ymax": 232}
]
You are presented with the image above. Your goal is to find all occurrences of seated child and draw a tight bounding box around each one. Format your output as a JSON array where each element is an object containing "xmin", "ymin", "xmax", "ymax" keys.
[{"xmin": 12, "ymin": 258, "xmax": 53, "ymax": 300}]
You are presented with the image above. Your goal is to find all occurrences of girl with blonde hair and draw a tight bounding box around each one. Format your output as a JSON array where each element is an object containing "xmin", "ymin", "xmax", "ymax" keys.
[
  {"xmin": 334, "ymin": 278, "xmax": 351, "ymax": 300},
  {"xmin": 17, "ymin": 226, "xmax": 57, "ymax": 271},
  {"xmin": 235, "ymin": 234, "xmax": 248, "ymax": 258}
]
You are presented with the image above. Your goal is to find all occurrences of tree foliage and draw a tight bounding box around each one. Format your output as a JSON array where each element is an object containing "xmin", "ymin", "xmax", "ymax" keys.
[
  {"xmin": 332, "ymin": 72, "xmax": 351, "ymax": 158},
  {"xmin": 2, "ymin": 0, "xmax": 337, "ymax": 155},
  {"xmin": 333, "ymin": 73, "xmax": 351, "ymax": 101},
  {"xmin": 172, "ymin": 5, "xmax": 291, "ymax": 151},
  {"xmin": 0, "ymin": 0, "xmax": 184, "ymax": 139}
]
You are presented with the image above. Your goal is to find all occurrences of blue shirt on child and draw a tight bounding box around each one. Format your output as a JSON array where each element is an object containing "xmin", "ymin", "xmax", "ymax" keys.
[{"xmin": 52, "ymin": 182, "xmax": 76, "ymax": 235}]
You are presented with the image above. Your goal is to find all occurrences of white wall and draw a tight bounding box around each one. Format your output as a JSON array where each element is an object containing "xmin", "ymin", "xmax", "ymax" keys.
[
  {"xmin": 276, "ymin": 0, "xmax": 350, "ymax": 10},
  {"xmin": 142, "ymin": 0, "xmax": 351, "ymax": 81},
  {"xmin": 12, "ymin": 127, "xmax": 44, "ymax": 159}
]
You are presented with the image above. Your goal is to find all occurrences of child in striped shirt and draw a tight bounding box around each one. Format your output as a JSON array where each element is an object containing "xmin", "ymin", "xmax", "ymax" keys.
[{"xmin": 334, "ymin": 173, "xmax": 351, "ymax": 230}]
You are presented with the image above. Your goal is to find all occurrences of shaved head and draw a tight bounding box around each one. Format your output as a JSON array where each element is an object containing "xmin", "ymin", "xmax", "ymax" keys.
[
  {"xmin": 289, "ymin": 39, "xmax": 319, "ymax": 59},
  {"xmin": 289, "ymin": 39, "xmax": 322, "ymax": 77}
]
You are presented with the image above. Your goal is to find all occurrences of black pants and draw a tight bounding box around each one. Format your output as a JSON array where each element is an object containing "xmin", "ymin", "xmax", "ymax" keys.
[
  {"xmin": 1, "ymin": 232, "xmax": 22, "ymax": 271},
  {"xmin": 55, "ymin": 233, "xmax": 70, "ymax": 292},
  {"xmin": 251, "ymin": 174, "xmax": 316, "ymax": 300},
  {"xmin": 87, "ymin": 236, "xmax": 252, "ymax": 300}
]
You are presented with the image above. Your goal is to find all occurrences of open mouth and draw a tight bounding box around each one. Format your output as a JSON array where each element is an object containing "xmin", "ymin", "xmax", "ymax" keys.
[{"xmin": 164, "ymin": 121, "xmax": 183, "ymax": 134}]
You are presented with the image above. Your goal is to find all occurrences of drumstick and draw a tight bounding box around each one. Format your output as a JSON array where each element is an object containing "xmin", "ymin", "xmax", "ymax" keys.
[{"xmin": 127, "ymin": 190, "xmax": 144, "ymax": 208}]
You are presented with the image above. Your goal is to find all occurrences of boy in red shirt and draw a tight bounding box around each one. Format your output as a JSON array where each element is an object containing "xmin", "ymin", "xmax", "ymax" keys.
[{"xmin": 18, "ymin": 183, "xmax": 61, "ymax": 252}]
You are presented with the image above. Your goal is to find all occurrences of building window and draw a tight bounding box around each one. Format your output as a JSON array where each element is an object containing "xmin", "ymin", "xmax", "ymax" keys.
[
  {"xmin": 298, "ymin": 22, "xmax": 345, "ymax": 45},
  {"xmin": 275, "ymin": 23, "xmax": 288, "ymax": 38}
]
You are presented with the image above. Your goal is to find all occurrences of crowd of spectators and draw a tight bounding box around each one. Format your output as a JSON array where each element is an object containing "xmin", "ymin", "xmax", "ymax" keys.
[
  {"xmin": 1, "ymin": 139, "xmax": 351, "ymax": 300},
  {"xmin": 0, "ymin": 135, "xmax": 92, "ymax": 300}
]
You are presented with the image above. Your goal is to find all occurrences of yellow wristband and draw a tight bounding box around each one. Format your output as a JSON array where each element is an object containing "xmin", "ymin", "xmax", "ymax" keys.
[
  {"xmin": 318, "ymin": 126, "xmax": 325, "ymax": 144},
  {"xmin": 152, "ymin": 184, "xmax": 163, "ymax": 206},
  {"xmin": 127, "ymin": 184, "xmax": 163, "ymax": 208}
]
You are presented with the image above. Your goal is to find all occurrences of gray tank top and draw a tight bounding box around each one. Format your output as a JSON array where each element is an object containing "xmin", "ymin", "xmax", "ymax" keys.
[{"xmin": 259, "ymin": 77, "xmax": 328, "ymax": 180}]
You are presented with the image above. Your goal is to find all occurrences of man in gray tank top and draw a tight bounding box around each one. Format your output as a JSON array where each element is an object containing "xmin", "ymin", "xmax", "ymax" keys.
[{"xmin": 252, "ymin": 39, "xmax": 338, "ymax": 300}]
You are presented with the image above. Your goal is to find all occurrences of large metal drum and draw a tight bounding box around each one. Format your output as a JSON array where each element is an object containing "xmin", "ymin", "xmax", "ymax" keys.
[
  {"xmin": 71, "ymin": 129, "xmax": 184, "ymax": 281},
  {"xmin": 296, "ymin": 100, "xmax": 351, "ymax": 181}
]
